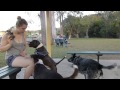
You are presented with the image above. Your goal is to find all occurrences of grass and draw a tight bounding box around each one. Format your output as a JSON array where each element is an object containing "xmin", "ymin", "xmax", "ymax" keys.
[
  {"xmin": 52, "ymin": 38, "xmax": 120, "ymax": 59},
  {"xmin": 1, "ymin": 38, "xmax": 120, "ymax": 67}
]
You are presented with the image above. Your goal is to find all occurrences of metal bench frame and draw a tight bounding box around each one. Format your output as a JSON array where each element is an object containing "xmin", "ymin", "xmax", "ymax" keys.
[{"xmin": 67, "ymin": 51, "xmax": 120, "ymax": 62}]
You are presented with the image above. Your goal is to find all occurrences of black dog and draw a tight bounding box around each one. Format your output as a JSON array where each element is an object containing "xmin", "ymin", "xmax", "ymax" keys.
[
  {"xmin": 68, "ymin": 54, "xmax": 117, "ymax": 79},
  {"xmin": 34, "ymin": 63, "xmax": 79, "ymax": 79},
  {"xmin": 29, "ymin": 40, "xmax": 65, "ymax": 72}
]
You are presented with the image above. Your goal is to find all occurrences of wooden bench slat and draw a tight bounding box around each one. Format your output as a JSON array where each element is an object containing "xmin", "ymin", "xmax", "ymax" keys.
[
  {"xmin": 0, "ymin": 66, "xmax": 21, "ymax": 79},
  {"xmin": 0, "ymin": 66, "xmax": 9, "ymax": 71},
  {"xmin": 99, "ymin": 51, "xmax": 120, "ymax": 54},
  {"xmin": 67, "ymin": 51, "xmax": 120, "ymax": 54},
  {"xmin": 67, "ymin": 51, "xmax": 99, "ymax": 54},
  {"xmin": 0, "ymin": 67, "xmax": 11, "ymax": 74},
  {"xmin": 0, "ymin": 68, "xmax": 21, "ymax": 79},
  {"xmin": 0, "ymin": 67, "xmax": 19, "ymax": 74}
]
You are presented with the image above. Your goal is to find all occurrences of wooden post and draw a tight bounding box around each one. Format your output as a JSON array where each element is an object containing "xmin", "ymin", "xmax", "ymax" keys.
[{"xmin": 46, "ymin": 11, "xmax": 51, "ymax": 57}]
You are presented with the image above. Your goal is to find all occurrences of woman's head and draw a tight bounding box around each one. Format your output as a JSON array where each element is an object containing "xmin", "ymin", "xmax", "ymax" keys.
[{"xmin": 16, "ymin": 16, "xmax": 28, "ymax": 33}]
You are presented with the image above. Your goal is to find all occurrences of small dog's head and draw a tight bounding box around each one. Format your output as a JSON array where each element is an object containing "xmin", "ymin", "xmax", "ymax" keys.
[
  {"xmin": 6, "ymin": 30, "xmax": 15, "ymax": 40},
  {"xmin": 68, "ymin": 54, "xmax": 81, "ymax": 65},
  {"xmin": 68, "ymin": 54, "xmax": 77, "ymax": 63},
  {"xmin": 29, "ymin": 40, "xmax": 40, "ymax": 48}
]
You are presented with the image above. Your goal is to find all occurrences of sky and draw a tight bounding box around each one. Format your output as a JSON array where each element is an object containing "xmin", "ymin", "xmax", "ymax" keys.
[{"xmin": 0, "ymin": 11, "xmax": 95, "ymax": 31}]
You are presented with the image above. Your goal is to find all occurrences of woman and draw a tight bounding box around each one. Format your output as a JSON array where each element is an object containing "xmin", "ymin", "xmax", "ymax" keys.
[{"xmin": 0, "ymin": 16, "xmax": 34, "ymax": 79}]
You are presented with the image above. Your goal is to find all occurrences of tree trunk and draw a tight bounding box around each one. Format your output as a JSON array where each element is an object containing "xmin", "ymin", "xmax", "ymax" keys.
[
  {"xmin": 40, "ymin": 11, "xmax": 46, "ymax": 45},
  {"xmin": 61, "ymin": 14, "xmax": 64, "ymax": 35},
  {"xmin": 49, "ymin": 11, "xmax": 56, "ymax": 45},
  {"xmin": 76, "ymin": 33, "xmax": 79, "ymax": 38},
  {"xmin": 60, "ymin": 16, "xmax": 63, "ymax": 35},
  {"xmin": 85, "ymin": 25, "xmax": 89, "ymax": 38},
  {"xmin": 68, "ymin": 32, "xmax": 71, "ymax": 39},
  {"xmin": 68, "ymin": 34, "xmax": 71, "ymax": 39}
]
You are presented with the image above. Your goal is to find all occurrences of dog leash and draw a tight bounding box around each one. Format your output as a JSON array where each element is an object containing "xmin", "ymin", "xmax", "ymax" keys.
[{"xmin": 55, "ymin": 56, "xmax": 66, "ymax": 65}]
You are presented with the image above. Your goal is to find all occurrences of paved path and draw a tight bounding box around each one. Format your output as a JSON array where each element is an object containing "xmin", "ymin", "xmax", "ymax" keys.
[{"xmin": 3, "ymin": 59, "xmax": 120, "ymax": 79}]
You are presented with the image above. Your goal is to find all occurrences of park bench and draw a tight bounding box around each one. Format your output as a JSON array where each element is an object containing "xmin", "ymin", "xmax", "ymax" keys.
[
  {"xmin": 67, "ymin": 51, "xmax": 120, "ymax": 62},
  {"xmin": 0, "ymin": 66, "xmax": 21, "ymax": 79}
]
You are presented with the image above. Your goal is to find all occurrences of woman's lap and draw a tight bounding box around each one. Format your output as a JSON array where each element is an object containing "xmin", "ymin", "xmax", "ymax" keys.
[{"xmin": 6, "ymin": 55, "xmax": 34, "ymax": 68}]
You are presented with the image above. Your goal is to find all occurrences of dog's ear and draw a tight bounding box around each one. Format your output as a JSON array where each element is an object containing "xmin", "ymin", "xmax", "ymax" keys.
[
  {"xmin": 30, "ymin": 40, "xmax": 40, "ymax": 48},
  {"xmin": 72, "ymin": 54, "xmax": 77, "ymax": 58},
  {"xmin": 36, "ymin": 40, "xmax": 40, "ymax": 45},
  {"xmin": 34, "ymin": 40, "xmax": 40, "ymax": 48}
]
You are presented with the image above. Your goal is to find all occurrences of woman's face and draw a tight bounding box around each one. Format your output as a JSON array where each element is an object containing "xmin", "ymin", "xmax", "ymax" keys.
[{"xmin": 16, "ymin": 24, "xmax": 27, "ymax": 33}]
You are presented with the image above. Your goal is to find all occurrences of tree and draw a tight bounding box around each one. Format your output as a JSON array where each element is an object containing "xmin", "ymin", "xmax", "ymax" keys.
[
  {"xmin": 55, "ymin": 11, "xmax": 83, "ymax": 37},
  {"xmin": 68, "ymin": 11, "xmax": 83, "ymax": 17},
  {"xmin": 62, "ymin": 15, "xmax": 84, "ymax": 38},
  {"xmin": 38, "ymin": 11, "xmax": 46, "ymax": 45},
  {"xmin": 38, "ymin": 11, "xmax": 56, "ymax": 45},
  {"xmin": 95, "ymin": 11, "xmax": 119, "ymax": 38},
  {"xmin": 55, "ymin": 11, "xmax": 67, "ymax": 35},
  {"xmin": 88, "ymin": 20, "xmax": 105, "ymax": 38},
  {"xmin": 81, "ymin": 14, "xmax": 101, "ymax": 38},
  {"xmin": 49, "ymin": 11, "xmax": 56, "ymax": 45}
]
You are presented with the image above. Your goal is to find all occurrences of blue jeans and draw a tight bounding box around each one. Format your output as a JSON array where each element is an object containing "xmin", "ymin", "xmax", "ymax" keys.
[{"xmin": 6, "ymin": 55, "xmax": 18, "ymax": 67}]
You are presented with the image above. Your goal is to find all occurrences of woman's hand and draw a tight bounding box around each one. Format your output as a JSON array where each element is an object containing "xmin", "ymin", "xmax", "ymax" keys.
[{"xmin": 19, "ymin": 50, "xmax": 27, "ymax": 57}]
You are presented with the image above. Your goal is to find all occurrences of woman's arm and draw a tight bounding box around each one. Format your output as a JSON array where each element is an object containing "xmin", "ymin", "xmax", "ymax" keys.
[{"xmin": 0, "ymin": 34, "xmax": 12, "ymax": 52}]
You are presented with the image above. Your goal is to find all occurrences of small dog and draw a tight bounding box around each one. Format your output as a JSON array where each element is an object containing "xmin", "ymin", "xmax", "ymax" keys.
[
  {"xmin": 6, "ymin": 27, "xmax": 15, "ymax": 40},
  {"xmin": 29, "ymin": 40, "xmax": 65, "ymax": 72},
  {"xmin": 34, "ymin": 63, "xmax": 79, "ymax": 79},
  {"xmin": 68, "ymin": 54, "xmax": 117, "ymax": 79}
]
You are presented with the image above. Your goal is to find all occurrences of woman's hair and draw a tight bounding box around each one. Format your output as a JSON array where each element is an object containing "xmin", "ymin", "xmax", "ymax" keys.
[{"xmin": 16, "ymin": 16, "xmax": 28, "ymax": 27}]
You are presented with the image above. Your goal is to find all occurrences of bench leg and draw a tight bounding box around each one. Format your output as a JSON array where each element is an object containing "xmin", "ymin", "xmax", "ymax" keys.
[
  {"xmin": 96, "ymin": 54, "xmax": 103, "ymax": 63},
  {"xmin": 9, "ymin": 69, "xmax": 21, "ymax": 79},
  {"xmin": 97, "ymin": 55, "xmax": 100, "ymax": 63}
]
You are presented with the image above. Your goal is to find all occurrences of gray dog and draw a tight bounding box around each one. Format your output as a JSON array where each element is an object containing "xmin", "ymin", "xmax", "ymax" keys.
[{"xmin": 68, "ymin": 54, "xmax": 117, "ymax": 79}]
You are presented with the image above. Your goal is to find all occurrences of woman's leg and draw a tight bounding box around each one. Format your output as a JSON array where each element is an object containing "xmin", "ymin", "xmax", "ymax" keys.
[{"xmin": 11, "ymin": 56, "xmax": 35, "ymax": 79}]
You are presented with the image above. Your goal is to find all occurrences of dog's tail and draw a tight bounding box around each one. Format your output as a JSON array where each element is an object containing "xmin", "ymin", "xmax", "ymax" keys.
[
  {"xmin": 63, "ymin": 65, "xmax": 79, "ymax": 79},
  {"xmin": 102, "ymin": 63, "xmax": 117, "ymax": 69},
  {"xmin": 55, "ymin": 56, "xmax": 66, "ymax": 66}
]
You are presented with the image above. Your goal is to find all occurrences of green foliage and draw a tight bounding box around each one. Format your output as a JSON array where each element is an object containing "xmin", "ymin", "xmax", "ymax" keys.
[{"xmin": 62, "ymin": 11, "xmax": 120, "ymax": 38}]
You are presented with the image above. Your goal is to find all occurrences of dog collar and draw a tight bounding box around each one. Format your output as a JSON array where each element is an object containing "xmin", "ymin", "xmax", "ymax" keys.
[{"xmin": 36, "ymin": 43, "xmax": 43, "ymax": 49}]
